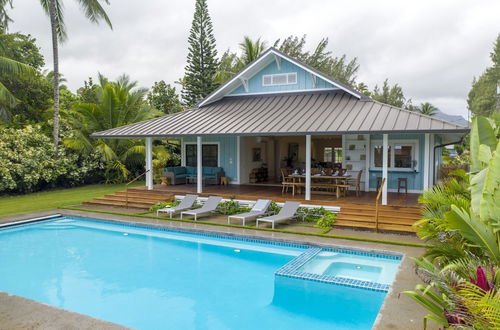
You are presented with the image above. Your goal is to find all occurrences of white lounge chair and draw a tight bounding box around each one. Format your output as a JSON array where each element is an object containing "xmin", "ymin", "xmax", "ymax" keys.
[
  {"xmin": 227, "ymin": 199, "xmax": 271, "ymax": 226},
  {"xmin": 180, "ymin": 196, "xmax": 222, "ymax": 221},
  {"xmin": 156, "ymin": 194, "xmax": 198, "ymax": 217},
  {"xmin": 256, "ymin": 201, "xmax": 301, "ymax": 229}
]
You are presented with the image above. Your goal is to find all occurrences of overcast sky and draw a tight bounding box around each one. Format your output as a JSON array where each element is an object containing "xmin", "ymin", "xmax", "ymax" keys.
[{"xmin": 8, "ymin": 0, "xmax": 500, "ymax": 118}]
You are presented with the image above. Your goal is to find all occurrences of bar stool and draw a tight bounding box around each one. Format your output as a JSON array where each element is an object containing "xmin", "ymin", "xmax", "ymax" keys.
[
  {"xmin": 397, "ymin": 178, "xmax": 408, "ymax": 194},
  {"xmin": 220, "ymin": 176, "xmax": 229, "ymax": 186},
  {"xmin": 376, "ymin": 177, "xmax": 383, "ymax": 192}
]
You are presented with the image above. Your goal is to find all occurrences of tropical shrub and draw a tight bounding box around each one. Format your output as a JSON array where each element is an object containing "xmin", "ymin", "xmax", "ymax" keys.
[
  {"xmin": 64, "ymin": 74, "xmax": 164, "ymax": 182},
  {"xmin": 405, "ymin": 116, "xmax": 500, "ymax": 329},
  {"xmin": 296, "ymin": 206, "xmax": 336, "ymax": 231},
  {"xmin": 0, "ymin": 125, "xmax": 102, "ymax": 194},
  {"xmin": 149, "ymin": 200, "xmax": 180, "ymax": 213},
  {"xmin": 215, "ymin": 198, "xmax": 251, "ymax": 215},
  {"xmin": 268, "ymin": 201, "xmax": 282, "ymax": 214}
]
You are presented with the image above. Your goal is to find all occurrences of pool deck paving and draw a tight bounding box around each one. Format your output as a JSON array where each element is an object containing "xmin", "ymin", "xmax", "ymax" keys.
[{"xmin": 0, "ymin": 209, "xmax": 436, "ymax": 330}]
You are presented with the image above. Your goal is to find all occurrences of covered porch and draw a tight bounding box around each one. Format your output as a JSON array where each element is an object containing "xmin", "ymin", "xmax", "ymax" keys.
[
  {"xmin": 142, "ymin": 130, "xmax": 438, "ymax": 206},
  {"xmin": 141, "ymin": 183, "xmax": 419, "ymax": 207}
]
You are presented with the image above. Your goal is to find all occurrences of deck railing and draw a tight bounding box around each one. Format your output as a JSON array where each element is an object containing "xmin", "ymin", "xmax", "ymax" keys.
[
  {"xmin": 374, "ymin": 177, "xmax": 386, "ymax": 232},
  {"xmin": 125, "ymin": 170, "xmax": 150, "ymax": 208}
]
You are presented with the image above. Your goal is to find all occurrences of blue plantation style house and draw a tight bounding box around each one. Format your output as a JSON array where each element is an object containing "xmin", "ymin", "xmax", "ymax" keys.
[{"xmin": 93, "ymin": 48, "xmax": 468, "ymax": 205}]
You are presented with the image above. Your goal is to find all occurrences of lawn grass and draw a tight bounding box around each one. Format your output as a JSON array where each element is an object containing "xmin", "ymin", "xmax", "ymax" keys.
[{"xmin": 0, "ymin": 183, "xmax": 142, "ymax": 217}]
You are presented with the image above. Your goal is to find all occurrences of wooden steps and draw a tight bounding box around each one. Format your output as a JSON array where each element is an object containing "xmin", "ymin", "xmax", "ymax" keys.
[
  {"xmin": 335, "ymin": 204, "xmax": 421, "ymax": 232},
  {"xmin": 83, "ymin": 185, "xmax": 421, "ymax": 233},
  {"xmin": 84, "ymin": 189, "xmax": 173, "ymax": 210}
]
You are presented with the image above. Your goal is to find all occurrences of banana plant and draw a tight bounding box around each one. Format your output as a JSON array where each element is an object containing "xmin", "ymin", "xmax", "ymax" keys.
[{"xmin": 405, "ymin": 116, "xmax": 500, "ymax": 328}]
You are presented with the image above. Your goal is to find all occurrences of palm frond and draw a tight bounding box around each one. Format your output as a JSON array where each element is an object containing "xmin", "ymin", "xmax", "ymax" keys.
[
  {"xmin": 39, "ymin": 0, "xmax": 67, "ymax": 41},
  {"xmin": 75, "ymin": 0, "xmax": 112, "ymax": 29},
  {"xmin": 0, "ymin": 80, "xmax": 17, "ymax": 108}
]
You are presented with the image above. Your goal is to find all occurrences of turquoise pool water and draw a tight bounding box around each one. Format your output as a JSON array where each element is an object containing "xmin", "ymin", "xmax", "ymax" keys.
[{"xmin": 0, "ymin": 217, "xmax": 399, "ymax": 329}]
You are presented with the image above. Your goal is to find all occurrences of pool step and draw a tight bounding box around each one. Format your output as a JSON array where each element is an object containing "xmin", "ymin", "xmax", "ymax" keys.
[{"xmin": 84, "ymin": 189, "xmax": 174, "ymax": 210}]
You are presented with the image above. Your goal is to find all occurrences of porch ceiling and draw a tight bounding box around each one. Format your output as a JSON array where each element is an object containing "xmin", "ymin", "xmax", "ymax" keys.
[{"xmin": 92, "ymin": 91, "xmax": 469, "ymax": 139}]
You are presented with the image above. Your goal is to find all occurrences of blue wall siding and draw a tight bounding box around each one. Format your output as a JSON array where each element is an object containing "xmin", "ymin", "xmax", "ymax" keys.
[
  {"xmin": 183, "ymin": 136, "xmax": 238, "ymax": 182},
  {"xmin": 368, "ymin": 134, "xmax": 425, "ymax": 191},
  {"xmin": 230, "ymin": 58, "xmax": 336, "ymax": 95}
]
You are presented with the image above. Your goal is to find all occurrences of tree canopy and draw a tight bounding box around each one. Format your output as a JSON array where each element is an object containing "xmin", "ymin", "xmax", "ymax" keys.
[
  {"xmin": 370, "ymin": 79, "xmax": 411, "ymax": 108},
  {"xmin": 147, "ymin": 80, "xmax": 184, "ymax": 114},
  {"xmin": 64, "ymin": 74, "xmax": 162, "ymax": 181},
  {"xmin": 182, "ymin": 0, "xmax": 219, "ymax": 107},
  {"xmin": 275, "ymin": 35, "xmax": 359, "ymax": 87},
  {"xmin": 467, "ymin": 34, "xmax": 500, "ymax": 116}
]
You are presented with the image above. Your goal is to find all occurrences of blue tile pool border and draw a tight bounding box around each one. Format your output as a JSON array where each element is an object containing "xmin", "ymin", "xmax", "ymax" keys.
[
  {"xmin": 1, "ymin": 214, "xmax": 403, "ymax": 263},
  {"xmin": 275, "ymin": 248, "xmax": 392, "ymax": 292}
]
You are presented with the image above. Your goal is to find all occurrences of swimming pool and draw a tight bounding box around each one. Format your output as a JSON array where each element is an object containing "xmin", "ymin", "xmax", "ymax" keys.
[{"xmin": 0, "ymin": 216, "xmax": 402, "ymax": 329}]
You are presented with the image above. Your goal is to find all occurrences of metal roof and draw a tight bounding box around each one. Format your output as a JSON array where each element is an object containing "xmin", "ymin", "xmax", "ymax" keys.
[{"xmin": 92, "ymin": 91, "xmax": 469, "ymax": 139}]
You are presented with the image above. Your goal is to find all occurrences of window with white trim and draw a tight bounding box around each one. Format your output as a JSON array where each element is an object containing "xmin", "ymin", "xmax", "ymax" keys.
[
  {"xmin": 262, "ymin": 73, "xmax": 297, "ymax": 86},
  {"xmin": 371, "ymin": 140, "xmax": 418, "ymax": 171}
]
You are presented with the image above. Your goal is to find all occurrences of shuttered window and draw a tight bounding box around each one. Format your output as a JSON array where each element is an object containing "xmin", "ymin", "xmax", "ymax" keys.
[{"xmin": 262, "ymin": 72, "xmax": 298, "ymax": 86}]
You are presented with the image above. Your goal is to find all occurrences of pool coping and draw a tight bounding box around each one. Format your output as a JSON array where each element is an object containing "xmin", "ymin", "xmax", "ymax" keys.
[{"xmin": 0, "ymin": 210, "xmax": 430, "ymax": 330}]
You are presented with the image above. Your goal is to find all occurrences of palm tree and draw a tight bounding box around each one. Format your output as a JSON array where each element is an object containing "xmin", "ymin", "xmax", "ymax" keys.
[
  {"xmin": 419, "ymin": 102, "xmax": 438, "ymax": 116},
  {"xmin": 64, "ymin": 74, "xmax": 163, "ymax": 182},
  {"xmin": 237, "ymin": 36, "xmax": 267, "ymax": 67},
  {"xmin": 0, "ymin": 34, "xmax": 35, "ymax": 120},
  {"xmin": 40, "ymin": 0, "xmax": 112, "ymax": 152},
  {"xmin": 214, "ymin": 36, "xmax": 267, "ymax": 85}
]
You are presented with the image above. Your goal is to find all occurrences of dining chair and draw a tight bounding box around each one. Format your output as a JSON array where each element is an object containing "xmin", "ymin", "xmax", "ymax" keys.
[
  {"xmin": 347, "ymin": 170, "xmax": 363, "ymax": 197},
  {"xmin": 280, "ymin": 168, "xmax": 294, "ymax": 194}
]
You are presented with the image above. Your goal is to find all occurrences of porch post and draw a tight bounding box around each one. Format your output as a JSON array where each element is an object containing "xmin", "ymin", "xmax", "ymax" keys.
[
  {"xmin": 145, "ymin": 137, "xmax": 153, "ymax": 190},
  {"xmin": 236, "ymin": 136, "xmax": 241, "ymax": 184},
  {"xmin": 382, "ymin": 134, "xmax": 388, "ymax": 205},
  {"xmin": 197, "ymin": 136, "xmax": 202, "ymax": 193},
  {"xmin": 364, "ymin": 134, "xmax": 370, "ymax": 192},
  {"xmin": 423, "ymin": 133, "xmax": 430, "ymax": 190},
  {"xmin": 429, "ymin": 134, "xmax": 435, "ymax": 186},
  {"xmin": 305, "ymin": 135, "xmax": 311, "ymax": 200}
]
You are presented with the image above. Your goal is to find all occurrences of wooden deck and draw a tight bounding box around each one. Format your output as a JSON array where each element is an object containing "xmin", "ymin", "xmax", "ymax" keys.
[
  {"xmin": 85, "ymin": 183, "xmax": 422, "ymax": 233},
  {"xmin": 146, "ymin": 183, "xmax": 420, "ymax": 208}
]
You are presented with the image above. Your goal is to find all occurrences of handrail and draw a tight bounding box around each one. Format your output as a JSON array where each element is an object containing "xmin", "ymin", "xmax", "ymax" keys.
[
  {"xmin": 375, "ymin": 177, "xmax": 386, "ymax": 232},
  {"xmin": 125, "ymin": 169, "xmax": 150, "ymax": 207}
]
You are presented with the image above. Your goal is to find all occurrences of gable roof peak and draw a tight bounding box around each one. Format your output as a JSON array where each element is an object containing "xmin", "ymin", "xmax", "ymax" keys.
[{"xmin": 197, "ymin": 46, "xmax": 368, "ymax": 107}]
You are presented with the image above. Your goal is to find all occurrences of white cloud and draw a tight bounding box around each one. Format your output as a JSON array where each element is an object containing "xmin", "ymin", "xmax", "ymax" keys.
[{"xmin": 8, "ymin": 0, "xmax": 500, "ymax": 119}]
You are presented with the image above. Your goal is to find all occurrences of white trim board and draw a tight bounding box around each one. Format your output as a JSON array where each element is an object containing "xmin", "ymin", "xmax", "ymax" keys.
[{"xmin": 226, "ymin": 87, "xmax": 340, "ymax": 97}]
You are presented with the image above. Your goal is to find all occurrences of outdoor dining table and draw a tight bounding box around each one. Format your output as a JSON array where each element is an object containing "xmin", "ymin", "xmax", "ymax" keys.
[{"xmin": 287, "ymin": 174, "xmax": 351, "ymax": 198}]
